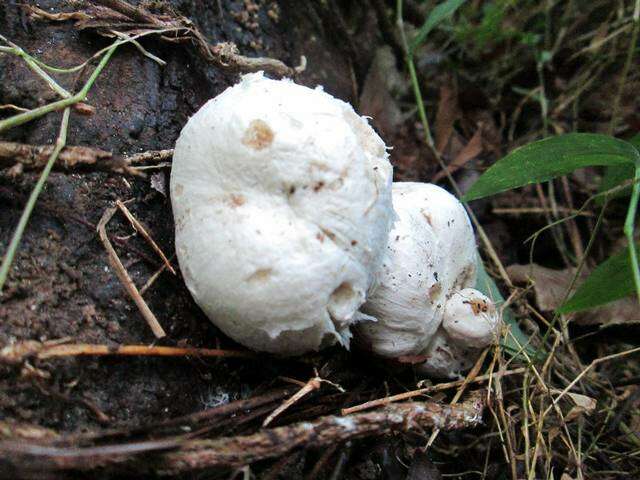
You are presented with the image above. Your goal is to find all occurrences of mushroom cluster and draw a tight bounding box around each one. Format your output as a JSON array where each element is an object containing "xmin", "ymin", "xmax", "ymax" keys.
[
  {"xmin": 170, "ymin": 73, "xmax": 501, "ymax": 377},
  {"xmin": 355, "ymin": 182, "xmax": 501, "ymax": 377}
]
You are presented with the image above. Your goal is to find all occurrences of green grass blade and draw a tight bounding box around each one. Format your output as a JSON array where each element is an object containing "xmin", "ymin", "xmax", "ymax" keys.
[
  {"xmin": 597, "ymin": 134, "xmax": 640, "ymax": 203},
  {"xmin": 464, "ymin": 133, "xmax": 640, "ymax": 201},
  {"xmin": 560, "ymin": 241, "xmax": 640, "ymax": 312},
  {"xmin": 410, "ymin": 0, "xmax": 467, "ymax": 54}
]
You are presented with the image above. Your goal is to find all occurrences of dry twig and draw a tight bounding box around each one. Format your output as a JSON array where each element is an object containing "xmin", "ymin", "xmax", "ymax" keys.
[
  {"xmin": 0, "ymin": 340, "xmax": 254, "ymax": 365},
  {"xmin": 115, "ymin": 200, "xmax": 176, "ymax": 275},
  {"xmin": 161, "ymin": 390, "xmax": 486, "ymax": 472},
  {"xmin": 263, "ymin": 373, "xmax": 344, "ymax": 427},
  {"xmin": 0, "ymin": 141, "xmax": 173, "ymax": 175},
  {"xmin": 0, "ymin": 141, "xmax": 136, "ymax": 174},
  {"xmin": 126, "ymin": 149, "xmax": 173, "ymax": 164},
  {"xmin": 341, "ymin": 367, "xmax": 524, "ymax": 415},
  {"xmin": 97, "ymin": 206, "xmax": 166, "ymax": 338}
]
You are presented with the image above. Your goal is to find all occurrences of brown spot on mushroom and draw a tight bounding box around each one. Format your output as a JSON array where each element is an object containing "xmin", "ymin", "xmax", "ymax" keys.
[
  {"xmin": 313, "ymin": 181, "xmax": 325, "ymax": 192},
  {"xmin": 316, "ymin": 232, "xmax": 325, "ymax": 242},
  {"xmin": 246, "ymin": 268, "xmax": 273, "ymax": 282},
  {"xmin": 421, "ymin": 210, "xmax": 433, "ymax": 226},
  {"xmin": 428, "ymin": 282, "xmax": 442, "ymax": 302},
  {"xmin": 350, "ymin": 239, "xmax": 358, "ymax": 246},
  {"xmin": 464, "ymin": 298, "xmax": 495, "ymax": 316},
  {"xmin": 241, "ymin": 119, "xmax": 274, "ymax": 150},
  {"xmin": 226, "ymin": 193, "xmax": 246, "ymax": 207},
  {"xmin": 174, "ymin": 184, "xmax": 184, "ymax": 196},
  {"xmin": 320, "ymin": 228, "xmax": 336, "ymax": 242}
]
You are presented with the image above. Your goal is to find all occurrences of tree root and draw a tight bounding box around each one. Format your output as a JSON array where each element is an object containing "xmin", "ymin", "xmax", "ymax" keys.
[
  {"xmin": 0, "ymin": 391, "xmax": 485, "ymax": 474},
  {"xmin": 26, "ymin": 1, "xmax": 306, "ymax": 78}
]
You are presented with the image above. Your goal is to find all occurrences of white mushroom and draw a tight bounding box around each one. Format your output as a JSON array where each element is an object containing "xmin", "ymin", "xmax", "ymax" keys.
[
  {"xmin": 420, "ymin": 289, "xmax": 501, "ymax": 378},
  {"xmin": 355, "ymin": 182, "xmax": 501, "ymax": 377},
  {"xmin": 442, "ymin": 288, "xmax": 500, "ymax": 348},
  {"xmin": 170, "ymin": 72, "xmax": 394, "ymax": 355}
]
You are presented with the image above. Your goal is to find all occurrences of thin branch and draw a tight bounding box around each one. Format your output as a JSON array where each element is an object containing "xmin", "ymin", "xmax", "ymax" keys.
[
  {"xmin": 263, "ymin": 374, "xmax": 344, "ymax": 427},
  {"xmin": 96, "ymin": 207, "xmax": 166, "ymax": 338},
  {"xmin": 0, "ymin": 141, "xmax": 136, "ymax": 174},
  {"xmin": 341, "ymin": 367, "xmax": 524, "ymax": 415},
  {"xmin": 115, "ymin": 200, "xmax": 176, "ymax": 275},
  {"xmin": 0, "ymin": 340, "xmax": 254, "ymax": 364}
]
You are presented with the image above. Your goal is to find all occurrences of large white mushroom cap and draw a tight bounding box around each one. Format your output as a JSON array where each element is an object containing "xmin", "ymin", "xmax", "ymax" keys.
[{"xmin": 170, "ymin": 72, "xmax": 394, "ymax": 355}]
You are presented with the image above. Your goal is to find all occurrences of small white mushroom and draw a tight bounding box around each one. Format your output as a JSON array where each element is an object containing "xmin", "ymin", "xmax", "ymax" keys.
[
  {"xmin": 442, "ymin": 288, "xmax": 500, "ymax": 348},
  {"xmin": 170, "ymin": 72, "xmax": 394, "ymax": 355},
  {"xmin": 356, "ymin": 182, "xmax": 501, "ymax": 377},
  {"xmin": 420, "ymin": 289, "xmax": 501, "ymax": 378}
]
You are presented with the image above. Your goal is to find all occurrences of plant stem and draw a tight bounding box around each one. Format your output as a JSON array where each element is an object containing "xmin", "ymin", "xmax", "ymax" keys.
[
  {"xmin": 609, "ymin": 0, "xmax": 640, "ymax": 135},
  {"xmin": 0, "ymin": 42, "xmax": 120, "ymax": 293},
  {"xmin": 395, "ymin": 0, "xmax": 513, "ymax": 288},
  {"xmin": 535, "ymin": 199, "xmax": 608, "ymax": 357},
  {"xmin": 624, "ymin": 166, "xmax": 640, "ymax": 304},
  {"xmin": 396, "ymin": 0, "xmax": 435, "ymax": 148},
  {"xmin": 0, "ymin": 109, "xmax": 70, "ymax": 293},
  {"xmin": 0, "ymin": 43, "xmax": 117, "ymax": 133}
]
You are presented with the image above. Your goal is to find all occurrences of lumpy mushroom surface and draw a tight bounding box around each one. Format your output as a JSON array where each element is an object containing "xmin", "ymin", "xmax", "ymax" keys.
[
  {"xmin": 356, "ymin": 182, "xmax": 502, "ymax": 377},
  {"xmin": 170, "ymin": 72, "xmax": 394, "ymax": 355}
]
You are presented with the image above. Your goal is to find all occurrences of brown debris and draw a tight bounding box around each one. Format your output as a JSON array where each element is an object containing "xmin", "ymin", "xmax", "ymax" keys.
[
  {"xmin": 26, "ymin": 1, "xmax": 305, "ymax": 78},
  {"xmin": 434, "ymin": 83, "xmax": 461, "ymax": 154},
  {"xmin": 432, "ymin": 127, "xmax": 483, "ymax": 183},
  {"xmin": 508, "ymin": 263, "xmax": 640, "ymax": 326},
  {"xmin": 341, "ymin": 368, "xmax": 524, "ymax": 415},
  {"xmin": 0, "ymin": 392, "xmax": 485, "ymax": 474},
  {"xmin": 115, "ymin": 200, "xmax": 176, "ymax": 275},
  {"xmin": 0, "ymin": 141, "xmax": 135, "ymax": 174}
]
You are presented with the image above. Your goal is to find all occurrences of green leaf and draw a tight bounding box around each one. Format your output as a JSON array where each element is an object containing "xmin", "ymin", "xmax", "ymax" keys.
[
  {"xmin": 410, "ymin": 0, "xmax": 467, "ymax": 54},
  {"xmin": 560, "ymin": 244, "xmax": 640, "ymax": 312},
  {"xmin": 464, "ymin": 133, "xmax": 640, "ymax": 202},
  {"xmin": 475, "ymin": 261, "xmax": 539, "ymax": 359},
  {"xmin": 597, "ymin": 134, "xmax": 640, "ymax": 203}
]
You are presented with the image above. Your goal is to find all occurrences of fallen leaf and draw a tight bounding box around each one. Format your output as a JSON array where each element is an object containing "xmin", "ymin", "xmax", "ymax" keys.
[
  {"xmin": 575, "ymin": 297, "xmax": 640, "ymax": 326},
  {"xmin": 432, "ymin": 127, "xmax": 483, "ymax": 182},
  {"xmin": 507, "ymin": 263, "xmax": 581, "ymax": 311},
  {"xmin": 551, "ymin": 389, "xmax": 596, "ymax": 422},
  {"xmin": 507, "ymin": 263, "xmax": 640, "ymax": 325},
  {"xmin": 434, "ymin": 82, "xmax": 460, "ymax": 153}
]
